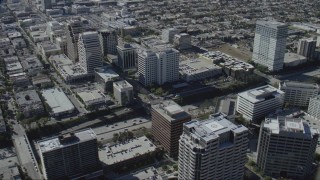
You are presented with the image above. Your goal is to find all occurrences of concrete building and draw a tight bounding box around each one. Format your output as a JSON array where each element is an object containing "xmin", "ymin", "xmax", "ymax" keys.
[
  {"xmin": 46, "ymin": 21, "xmax": 65, "ymax": 42},
  {"xmin": 117, "ymin": 43, "xmax": 136, "ymax": 70},
  {"xmin": 66, "ymin": 19, "xmax": 83, "ymax": 62},
  {"xmin": 179, "ymin": 58, "xmax": 222, "ymax": 82},
  {"xmin": 137, "ymin": 48, "xmax": 180, "ymax": 86},
  {"xmin": 55, "ymin": 37, "xmax": 67, "ymax": 56},
  {"xmin": 15, "ymin": 90, "xmax": 45, "ymax": 118},
  {"xmin": 257, "ymin": 117, "xmax": 319, "ymax": 179},
  {"xmin": 252, "ymin": 21, "xmax": 288, "ymax": 71},
  {"xmin": 178, "ymin": 114, "xmax": 248, "ymax": 180},
  {"xmin": 161, "ymin": 27, "xmax": 187, "ymax": 43},
  {"xmin": 41, "ymin": 0, "xmax": 52, "ymax": 12},
  {"xmin": 152, "ymin": 100, "xmax": 191, "ymax": 157},
  {"xmin": 78, "ymin": 31, "xmax": 103, "ymax": 74},
  {"xmin": 94, "ymin": 66, "xmax": 119, "ymax": 93},
  {"xmin": 279, "ymin": 81, "xmax": 319, "ymax": 107},
  {"xmin": 77, "ymin": 90, "xmax": 105, "ymax": 107},
  {"xmin": 38, "ymin": 129, "xmax": 102, "ymax": 180},
  {"xmin": 99, "ymin": 136, "xmax": 157, "ymax": 169},
  {"xmin": 98, "ymin": 29, "xmax": 118, "ymax": 56},
  {"xmin": 137, "ymin": 50, "xmax": 157, "ymax": 86},
  {"xmin": 284, "ymin": 53, "xmax": 307, "ymax": 67},
  {"xmin": 21, "ymin": 56, "xmax": 43, "ymax": 76},
  {"xmin": 236, "ymin": 85, "xmax": 285, "ymax": 121},
  {"xmin": 37, "ymin": 41, "xmax": 62, "ymax": 60},
  {"xmin": 173, "ymin": 33, "xmax": 192, "ymax": 50},
  {"xmin": 113, "ymin": 80, "xmax": 133, "ymax": 106},
  {"xmin": 41, "ymin": 88, "xmax": 75, "ymax": 117},
  {"xmin": 308, "ymin": 95, "xmax": 320, "ymax": 120},
  {"xmin": 297, "ymin": 38, "xmax": 316, "ymax": 60}
]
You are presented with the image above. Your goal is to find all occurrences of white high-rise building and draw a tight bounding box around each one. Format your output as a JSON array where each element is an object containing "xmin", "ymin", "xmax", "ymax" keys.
[
  {"xmin": 297, "ymin": 38, "xmax": 316, "ymax": 60},
  {"xmin": 279, "ymin": 81, "xmax": 319, "ymax": 107},
  {"xmin": 257, "ymin": 117, "xmax": 319, "ymax": 179},
  {"xmin": 252, "ymin": 21, "xmax": 288, "ymax": 71},
  {"xmin": 178, "ymin": 114, "xmax": 248, "ymax": 180},
  {"xmin": 78, "ymin": 31, "xmax": 103, "ymax": 74},
  {"xmin": 137, "ymin": 48, "xmax": 179, "ymax": 86},
  {"xmin": 308, "ymin": 95, "xmax": 320, "ymax": 119},
  {"xmin": 236, "ymin": 85, "xmax": 285, "ymax": 121},
  {"xmin": 156, "ymin": 48, "xmax": 179, "ymax": 85}
]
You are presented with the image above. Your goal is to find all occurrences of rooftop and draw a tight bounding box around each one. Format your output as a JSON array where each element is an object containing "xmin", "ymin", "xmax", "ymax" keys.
[
  {"xmin": 152, "ymin": 100, "xmax": 191, "ymax": 122},
  {"xmin": 238, "ymin": 85, "xmax": 284, "ymax": 103},
  {"xmin": 184, "ymin": 113, "xmax": 247, "ymax": 143},
  {"xmin": 38, "ymin": 41, "xmax": 61, "ymax": 52},
  {"xmin": 38, "ymin": 129, "xmax": 97, "ymax": 153},
  {"xmin": 263, "ymin": 116, "xmax": 318, "ymax": 136},
  {"xmin": 113, "ymin": 80, "xmax": 133, "ymax": 89},
  {"xmin": 256, "ymin": 20, "xmax": 288, "ymax": 28},
  {"xmin": 77, "ymin": 90, "xmax": 104, "ymax": 103},
  {"xmin": 284, "ymin": 53, "xmax": 306, "ymax": 63},
  {"xmin": 41, "ymin": 88, "xmax": 74, "ymax": 114},
  {"xmin": 100, "ymin": 136, "xmax": 156, "ymax": 165},
  {"xmin": 15, "ymin": 89, "xmax": 42, "ymax": 107},
  {"xmin": 280, "ymin": 81, "xmax": 319, "ymax": 90},
  {"xmin": 94, "ymin": 66, "xmax": 119, "ymax": 82},
  {"xmin": 179, "ymin": 58, "xmax": 222, "ymax": 75}
]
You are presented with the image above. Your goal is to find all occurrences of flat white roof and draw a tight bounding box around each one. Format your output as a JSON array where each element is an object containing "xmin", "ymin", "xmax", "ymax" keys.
[
  {"xmin": 78, "ymin": 90, "xmax": 104, "ymax": 102},
  {"xmin": 238, "ymin": 85, "xmax": 284, "ymax": 103},
  {"xmin": 41, "ymin": 88, "xmax": 74, "ymax": 114},
  {"xmin": 38, "ymin": 129, "xmax": 97, "ymax": 153}
]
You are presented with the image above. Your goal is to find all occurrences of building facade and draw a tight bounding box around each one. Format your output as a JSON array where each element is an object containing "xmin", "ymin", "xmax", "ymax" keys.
[
  {"xmin": 279, "ymin": 81, "xmax": 319, "ymax": 107},
  {"xmin": 257, "ymin": 117, "xmax": 319, "ymax": 179},
  {"xmin": 137, "ymin": 50, "xmax": 158, "ymax": 86},
  {"xmin": 252, "ymin": 21, "xmax": 288, "ymax": 71},
  {"xmin": 78, "ymin": 31, "xmax": 103, "ymax": 74},
  {"xmin": 15, "ymin": 90, "xmax": 45, "ymax": 118},
  {"xmin": 297, "ymin": 38, "xmax": 316, "ymax": 60},
  {"xmin": 113, "ymin": 80, "xmax": 133, "ymax": 106},
  {"xmin": 117, "ymin": 44, "xmax": 136, "ymax": 70},
  {"xmin": 38, "ymin": 129, "xmax": 102, "ymax": 180},
  {"xmin": 178, "ymin": 114, "xmax": 248, "ymax": 180},
  {"xmin": 308, "ymin": 95, "xmax": 320, "ymax": 120},
  {"xmin": 236, "ymin": 85, "xmax": 285, "ymax": 121},
  {"xmin": 98, "ymin": 29, "xmax": 118, "ymax": 56},
  {"xmin": 66, "ymin": 19, "xmax": 83, "ymax": 62},
  {"xmin": 151, "ymin": 100, "xmax": 191, "ymax": 157}
]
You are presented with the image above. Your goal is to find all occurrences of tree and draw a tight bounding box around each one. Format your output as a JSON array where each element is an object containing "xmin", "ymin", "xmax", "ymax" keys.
[
  {"xmin": 112, "ymin": 133, "xmax": 119, "ymax": 142},
  {"xmin": 123, "ymin": 35, "xmax": 133, "ymax": 42},
  {"xmin": 162, "ymin": 165, "xmax": 168, "ymax": 171}
]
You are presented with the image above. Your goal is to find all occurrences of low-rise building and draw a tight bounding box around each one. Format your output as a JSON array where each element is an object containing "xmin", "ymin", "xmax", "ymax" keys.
[
  {"xmin": 37, "ymin": 41, "xmax": 62, "ymax": 60},
  {"xmin": 279, "ymin": 81, "xmax": 319, "ymax": 107},
  {"xmin": 5, "ymin": 61, "xmax": 23, "ymax": 75},
  {"xmin": 41, "ymin": 88, "xmax": 75, "ymax": 117},
  {"xmin": 77, "ymin": 90, "xmax": 105, "ymax": 107},
  {"xmin": 30, "ymin": 31, "xmax": 50, "ymax": 43},
  {"xmin": 15, "ymin": 90, "xmax": 45, "ymax": 118},
  {"xmin": 21, "ymin": 56, "xmax": 43, "ymax": 76},
  {"xmin": 173, "ymin": 33, "xmax": 192, "ymax": 50},
  {"xmin": 32, "ymin": 74, "xmax": 53, "ymax": 88},
  {"xmin": 9, "ymin": 72, "xmax": 30, "ymax": 88},
  {"xmin": 0, "ymin": 38, "xmax": 11, "ymax": 48},
  {"xmin": 95, "ymin": 67, "xmax": 119, "ymax": 93},
  {"xmin": 99, "ymin": 136, "xmax": 157, "ymax": 169},
  {"xmin": 284, "ymin": 53, "xmax": 307, "ymax": 67},
  {"xmin": 236, "ymin": 85, "xmax": 285, "ymax": 121},
  {"xmin": 11, "ymin": 38, "xmax": 27, "ymax": 49},
  {"xmin": 179, "ymin": 58, "xmax": 222, "ymax": 82},
  {"xmin": 113, "ymin": 80, "xmax": 133, "ymax": 106}
]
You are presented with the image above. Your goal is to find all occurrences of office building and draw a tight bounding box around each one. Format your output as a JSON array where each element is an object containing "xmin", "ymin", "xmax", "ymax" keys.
[
  {"xmin": 173, "ymin": 33, "xmax": 192, "ymax": 50},
  {"xmin": 98, "ymin": 29, "xmax": 118, "ymax": 56},
  {"xmin": 117, "ymin": 44, "xmax": 136, "ymax": 70},
  {"xmin": 297, "ymin": 38, "xmax": 316, "ymax": 60},
  {"xmin": 178, "ymin": 114, "xmax": 248, "ymax": 180},
  {"xmin": 236, "ymin": 85, "xmax": 284, "ymax": 121},
  {"xmin": 161, "ymin": 27, "xmax": 187, "ymax": 43},
  {"xmin": 41, "ymin": 0, "xmax": 52, "ymax": 12},
  {"xmin": 78, "ymin": 31, "xmax": 103, "ymax": 74},
  {"xmin": 152, "ymin": 100, "xmax": 191, "ymax": 157},
  {"xmin": 38, "ymin": 129, "xmax": 102, "ymax": 180},
  {"xmin": 66, "ymin": 19, "xmax": 83, "ymax": 62},
  {"xmin": 308, "ymin": 95, "xmax": 320, "ymax": 120},
  {"xmin": 252, "ymin": 21, "xmax": 288, "ymax": 71},
  {"xmin": 257, "ymin": 117, "xmax": 319, "ymax": 179},
  {"xmin": 94, "ymin": 66, "xmax": 119, "ymax": 93},
  {"xmin": 137, "ymin": 50, "xmax": 158, "ymax": 86},
  {"xmin": 113, "ymin": 80, "xmax": 133, "ymax": 106},
  {"xmin": 279, "ymin": 81, "xmax": 319, "ymax": 107}
]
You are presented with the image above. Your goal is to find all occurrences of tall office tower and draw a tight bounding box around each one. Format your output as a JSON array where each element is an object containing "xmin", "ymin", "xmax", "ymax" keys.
[
  {"xmin": 279, "ymin": 81, "xmax": 319, "ymax": 107},
  {"xmin": 297, "ymin": 38, "xmax": 316, "ymax": 60},
  {"xmin": 117, "ymin": 44, "xmax": 136, "ymax": 70},
  {"xmin": 257, "ymin": 117, "xmax": 319, "ymax": 179},
  {"xmin": 252, "ymin": 20, "xmax": 288, "ymax": 71},
  {"xmin": 236, "ymin": 85, "xmax": 284, "ymax": 121},
  {"xmin": 137, "ymin": 50, "xmax": 158, "ymax": 86},
  {"xmin": 156, "ymin": 48, "xmax": 180, "ymax": 85},
  {"xmin": 178, "ymin": 114, "xmax": 248, "ymax": 180},
  {"xmin": 98, "ymin": 29, "xmax": 118, "ymax": 56},
  {"xmin": 37, "ymin": 129, "xmax": 102, "ymax": 180},
  {"xmin": 151, "ymin": 100, "xmax": 191, "ymax": 157},
  {"xmin": 78, "ymin": 31, "xmax": 103, "ymax": 74},
  {"xmin": 41, "ymin": 0, "xmax": 52, "ymax": 11},
  {"xmin": 66, "ymin": 19, "xmax": 83, "ymax": 62},
  {"xmin": 308, "ymin": 95, "xmax": 320, "ymax": 119}
]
